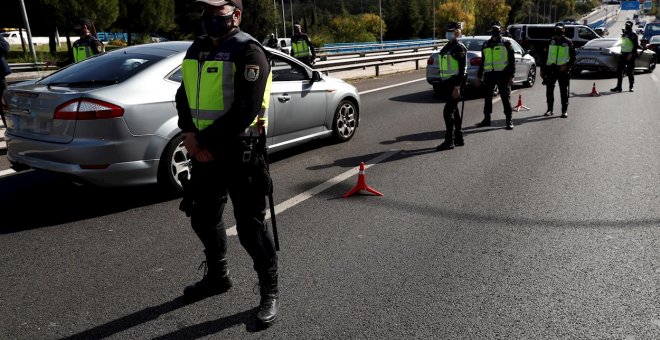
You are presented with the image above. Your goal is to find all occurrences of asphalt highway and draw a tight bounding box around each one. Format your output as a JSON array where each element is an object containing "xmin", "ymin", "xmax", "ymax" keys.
[{"xmin": 1, "ymin": 53, "xmax": 659, "ymax": 338}]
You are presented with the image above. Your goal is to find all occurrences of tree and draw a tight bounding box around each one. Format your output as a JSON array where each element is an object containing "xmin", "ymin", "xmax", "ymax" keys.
[
  {"xmin": 474, "ymin": 0, "xmax": 511, "ymax": 35},
  {"xmin": 115, "ymin": 0, "xmax": 175, "ymax": 45},
  {"xmin": 436, "ymin": 0, "xmax": 475, "ymax": 35},
  {"xmin": 240, "ymin": 0, "xmax": 279, "ymax": 42}
]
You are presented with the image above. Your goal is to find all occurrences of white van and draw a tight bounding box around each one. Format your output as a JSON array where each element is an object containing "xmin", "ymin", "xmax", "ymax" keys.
[{"xmin": 1, "ymin": 31, "xmax": 52, "ymax": 45}]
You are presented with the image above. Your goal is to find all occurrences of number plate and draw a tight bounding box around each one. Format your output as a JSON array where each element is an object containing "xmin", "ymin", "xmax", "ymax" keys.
[{"xmin": 579, "ymin": 58, "xmax": 596, "ymax": 64}]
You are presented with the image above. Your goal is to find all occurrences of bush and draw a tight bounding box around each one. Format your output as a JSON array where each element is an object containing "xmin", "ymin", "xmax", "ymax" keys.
[{"xmin": 108, "ymin": 39, "xmax": 127, "ymax": 47}]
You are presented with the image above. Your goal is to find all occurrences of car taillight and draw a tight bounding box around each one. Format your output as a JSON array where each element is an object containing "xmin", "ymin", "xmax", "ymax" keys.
[
  {"xmin": 470, "ymin": 57, "xmax": 482, "ymax": 66},
  {"xmin": 427, "ymin": 56, "xmax": 435, "ymax": 66},
  {"xmin": 54, "ymin": 98, "xmax": 124, "ymax": 120}
]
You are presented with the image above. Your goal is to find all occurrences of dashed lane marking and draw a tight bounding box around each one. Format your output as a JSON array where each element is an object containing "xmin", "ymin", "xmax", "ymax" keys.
[
  {"xmin": 359, "ymin": 78, "xmax": 426, "ymax": 95},
  {"xmin": 0, "ymin": 169, "xmax": 16, "ymax": 177},
  {"xmin": 226, "ymin": 150, "xmax": 400, "ymax": 237}
]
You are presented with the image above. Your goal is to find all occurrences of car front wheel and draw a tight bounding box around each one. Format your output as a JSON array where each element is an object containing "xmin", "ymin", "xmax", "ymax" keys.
[
  {"xmin": 158, "ymin": 134, "xmax": 192, "ymax": 193},
  {"xmin": 646, "ymin": 55, "xmax": 656, "ymax": 73},
  {"xmin": 332, "ymin": 99, "xmax": 358, "ymax": 142},
  {"xmin": 523, "ymin": 66, "xmax": 536, "ymax": 87}
]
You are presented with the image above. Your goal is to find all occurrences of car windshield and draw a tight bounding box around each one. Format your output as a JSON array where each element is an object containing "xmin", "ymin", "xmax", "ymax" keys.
[
  {"xmin": 39, "ymin": 51, "xmax": 165, "ymax": 86},
  {"xmin": 645, "ymin": 24, "xmax": 660, "ymax": 35},
  {"xmin": 650, "ymin": 36, "xmax": 660, "ymax": 43},
  {"xmin": 460, "ymin": 38, "xmax": 488, "ymax": 51},
  {"xmin": 585, "ymin": 39, "xmax": 619, "ymax": 48}
]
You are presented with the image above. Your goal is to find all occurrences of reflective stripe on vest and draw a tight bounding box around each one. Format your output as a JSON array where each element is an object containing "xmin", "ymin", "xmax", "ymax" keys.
[
  {"xmin": 547, "ymin": 44, "xmax": 570, "ymax": 65},
  {"xmin": 73, "ymin": 46, "xmax": 92, "ymax": 62},
  {"xmin": 182, "ymin": 59, "xmax": 272, "ymax": 136},
  {"xmin": 483, "ymin": 45, "xmax": 508, "ymax": 72},
  {"xmin": 621, "ymin": 37, "xmax": 634, "ymax": 53},
  {"xmin": 292, "ymin": 40, "xmax": 310, "ymax": 57}
]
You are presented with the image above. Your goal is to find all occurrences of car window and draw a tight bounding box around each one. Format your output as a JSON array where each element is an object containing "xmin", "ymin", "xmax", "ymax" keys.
[
  {"xmin": 271, "ymin": 55, "xmax": 307, "ymax": 81},
  {"xmin": 508, "ymin": 39, "xmax": 524, "ymax": 54},
  {"xmin": 167, "ymin": 67, "xmax": 183, "ymax": 83},
  {"xmin": 40, "ymin": 52, "xmax": 165, "ymax": 85},
  {"xmin": 644, "ymin": 24, "xmax": 660, "ymax": 35},
  {"xmin": 651, "ymin": 36, "xmax": 660, "ymax": 44},
  {"xmin": 460, "ymin": 39, "xmax": 487, "ymax": 51},
  {"xmin": 578, "ymin": 27, "xmax": 597, "ymax": 40},
  {"xmin": 585, "ymin": 39, "xmax": 619, "ymax": 48}
]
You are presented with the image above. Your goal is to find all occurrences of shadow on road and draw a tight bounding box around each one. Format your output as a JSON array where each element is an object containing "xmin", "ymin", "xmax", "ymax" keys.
[
  {"xmin": 61, "ymin": 296, "xmax": 261, "ymax": 339},
  {"xmin": 0, "ymin": 170, "xmax": 178, "ymax": 234}
]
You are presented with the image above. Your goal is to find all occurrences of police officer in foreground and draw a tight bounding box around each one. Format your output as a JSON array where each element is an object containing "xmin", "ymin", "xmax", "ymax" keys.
[
  {"xmin": 175, "ymin": 0, "xmax": 279, "ymax": 327},
  {"xmin": 0, "ymin": 34, "xmax": 11, "ymax": 127},
  {"xmin": 475, "ymin": 21, "xmax": 515, "ymax": 130},
  {"xmin": 290, "ymin": 22, "xmax": 316, "ymax": 66},
  {"xmin": 71, "ymin": 17, "xmax": 104, "ymax": 63},
  {"xmin": 541, "ymin": 22, "xmax": 575, "ymax": 118},
  {"xmin": 611, "ymin": 21, "xmax": 639, "ymax": 92},
  {"xmin": 436, "ymin": 21, "xmax": 467, "ymax": 151}
]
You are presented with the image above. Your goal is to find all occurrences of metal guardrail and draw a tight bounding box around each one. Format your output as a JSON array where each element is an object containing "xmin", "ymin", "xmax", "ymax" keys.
[{"xmin": 7, "ymin": 62, "xmax": 58, "ymax": 72}]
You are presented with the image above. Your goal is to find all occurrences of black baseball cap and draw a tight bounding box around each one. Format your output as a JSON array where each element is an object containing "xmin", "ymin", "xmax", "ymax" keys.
[
  {"xmin": 447, "ymin": 22, "xmax": 462, "ymax": 30},
  {"xmin": 490, "ymin": 21, "xmax": 501, "ymax": 29},
  {"xmin": 73, "ymin": 17, "xmax": 93, "ymax": 30},
  {"xmin": 555, "ymin": 22, "xmax": 565, "ymax": 29},
  {"xmin": 195, "ymin": 0, "xmax": 243, "ymax": 11}
]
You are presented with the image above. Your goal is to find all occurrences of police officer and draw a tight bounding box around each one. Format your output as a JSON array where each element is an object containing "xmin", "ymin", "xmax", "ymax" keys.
[
  {"xmin": 175, "ymin": 0, "xmax": 279, "ymax": 327},
  {"xmin": 71, "ymin": 17, "xmax": 104, "ymax": 63},
  {"xmin": 266, "ymin": 33, "xmax": 278, "ymax": 49},
  {"xmin": 541, "ymin": 22, "xmax": 575, "ymax": 118},
  {"xmin": 476, "ymin": 21, "xmax": 515, "ymax": 130},
  {"xmin": 290, "ymin": 22, "xmax": 316, "ymax": 66},
  {"xmin": 611, "ymin": 21, "xmax": 639, "ymax": 92},
  {"xmin": 0, "ymin": 34, "xmax": 11, "ymax": 127},
  {"xmin": 436, "ymin": 22, "xmax": 467, "ymax": 151}
]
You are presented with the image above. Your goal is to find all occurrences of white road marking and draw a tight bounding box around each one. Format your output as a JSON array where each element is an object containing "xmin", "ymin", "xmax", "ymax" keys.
[
  {"xmin": 652, "ymin": 74, "xmax": 658, "ymax": 83},
  {"xmin": 359, "ymin": 78, "xmax": 426, "ymax": 95},
  {"xmin": 226, "ymin": 150, "xmax": 400, "ymax": 236}
]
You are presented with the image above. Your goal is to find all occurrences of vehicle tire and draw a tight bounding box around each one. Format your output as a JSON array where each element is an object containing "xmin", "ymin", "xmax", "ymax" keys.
[
  {"xmin": 523, "ymin": 66, "xmax": 536, "ymax": 87},
  {"xmin": 646, "ymin": 56, "xmax": 656, "ymax": 73},
  {"xmin": 158, "ymin": 133, "xmax": 192, "ymax": 194},
  {"xmin": 332, "ymin": 99, "xmax": 358, "ymax": 142}
]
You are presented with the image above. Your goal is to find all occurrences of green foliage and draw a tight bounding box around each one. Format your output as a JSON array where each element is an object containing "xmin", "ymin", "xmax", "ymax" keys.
[
  {"xmin": 436, "ymin": 1, "xmax": 476, "ymax": 36},
  {"xmin": 474, "ymin": 0, "xmax": 511, "ymax": 35},
  {"xmin": 241, "ymin": 0, "xmax": 280, "ymax": 41}
]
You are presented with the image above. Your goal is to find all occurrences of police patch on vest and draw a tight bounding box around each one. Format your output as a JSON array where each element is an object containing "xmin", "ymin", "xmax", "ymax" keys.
[
  {"xmin": 207, "ymin": 67, "xmax": 218, "ymax": 73},
  {"xmin": 245, "ymin": 65, "xmax": 260, "ymax": 82}
]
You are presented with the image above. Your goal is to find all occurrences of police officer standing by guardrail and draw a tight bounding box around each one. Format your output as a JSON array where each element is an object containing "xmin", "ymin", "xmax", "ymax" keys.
[
  {"xmin": 611, "ymin": 21, "xmax": 639, "ymax": 92},
  {"xmin": 290, "ymin": 22, "xmax": 316, "ymax": 66},
  {"xmin": 541, "ymin": 23, "xmax": 575, "ymax": 118},
  {"xmin": 475, "ymin": 21, "xmax": 515, "ymax": 130},
  {"xmin": 0, "ymin": 34, "xmax": 11, "ymax": 127},
  {"xmin": 175, "ymin": 0, "xmax": 279, "ymax": 327},
  {"xmin": 436, "ymin": 22, "xmax": 467, "ymax": 151}
]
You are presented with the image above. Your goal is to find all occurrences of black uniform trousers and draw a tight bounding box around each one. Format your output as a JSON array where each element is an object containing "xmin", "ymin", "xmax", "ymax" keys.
[
  {"xmin": 0, "ymin": 79, "xmax": 7, "ymax": 126},
  {"xmin": 544, "ymin": 69, "xmax": 570, "ymax": 113},
  {"xmin": 483, "ymin": 73, "xmax": 512, "ymax": 119},
  {"xmin": 616, "ymin": 53, "xmax": 635, "ymax": 89},
  {"xmin": 439, "ymin": 83, "xmax": 462, "ymax": 142},
  {"xmin": 189, "ymin": 142, "xmax": 278, "ymax": 279},
  {"xmin": 295, "ymin": 56, "xmax": 312, "ymax": 67}
]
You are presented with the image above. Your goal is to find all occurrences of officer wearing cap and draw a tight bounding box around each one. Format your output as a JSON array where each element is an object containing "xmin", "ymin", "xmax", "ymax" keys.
[
  {"xmin": 175, "ymin": 0, "xmax": 279, "ymax": 327},
  {"xmin": 436, "ymin": 21, "xmax": 467, "ymax": 151},
  {"xmin": 611, "ymin": 20, "xmax": 640, "ymax": 92},
  {"xmin": 541, "ymin": 22, "xmax": 575, "ymax": 118},
  {"xmin": 290, "ymin": 22, "xmax": 316, "ymax": 66},
  {"xmin": 71, "ymin": 17, "xmax": 104, "ymax": 63},
  {"xmin": 476, "ymin": 21, "xmax": 516, "ymax": 130}
]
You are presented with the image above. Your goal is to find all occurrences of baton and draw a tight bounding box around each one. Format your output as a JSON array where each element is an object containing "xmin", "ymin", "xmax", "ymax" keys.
[{"xmin": 259, "ymin": 125, "xmax": 280, "ymax": 251}]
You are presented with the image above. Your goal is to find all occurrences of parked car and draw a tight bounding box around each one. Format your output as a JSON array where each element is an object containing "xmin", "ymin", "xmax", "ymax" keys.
[
  {"xmin": 646, "ymin": 35, "xmax": 660, "ymax": 54},
  {"xmin": 507, "ymin": 24, "xmax": 601, "ymax": 64},
  {"xmin": 426, "ymin": 36, "xmax": 536, "ymax": 97},
  {"xmin": 572, "ymin": 38, "xmax": 656, "ymax": 75},
  {"xmin": 2, "ymin": 42, "xmax": 360, "ymax": 191},
  {"xmin": 641, "ymin": 22, "xmax": 660, "ymax": 46},
  {"xmin": 594, "ymin": 26, "xmax": 609, "ymax": 37}
]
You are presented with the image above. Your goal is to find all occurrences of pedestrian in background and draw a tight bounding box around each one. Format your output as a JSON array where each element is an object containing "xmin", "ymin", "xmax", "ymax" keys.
[
  {"xmin": 290, "ymin": 22, "xmax": 316, "ymax": 66},
  {"xmin": 541, "ymin": 22, "xmax": 575, "ymax": 118},
  {"xmin": 71, "ymin": 17, "xmax": 104, "ymax": 63},
  {"xmin": 175, "ymin": 0, "xmax": 279, "ymax": 327},
  {"xmin": 436, "ymin": 21, "xmax": 467, "ymax": 151},
  {"xmin": 475, "ymin": 21, "xmax": 515, "ymax": 130},
  {"xmin": 0, "ymin": 34, "xmax": 11, "ymax": 127},
  {"xmin": 611, "ymin": 21, "xmax": 639, "ymax": 92}
]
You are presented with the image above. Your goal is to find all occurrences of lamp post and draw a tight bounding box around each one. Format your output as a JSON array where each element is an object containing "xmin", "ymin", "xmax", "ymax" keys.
[
  {"xmin": 433, "ymin": 0, "xmax": 436, "ymax": 41},
  {"xmin": 290, "ymin": 0, "xmax": 294, "ymax": 37},
  {"xmin": 379, "ymin": 0, "xmax": 383, "ymax": 47},
  {"xmin": 18, "ymin": 0, "xmax": 37, "ymax": 63},
  {"xmin": 281, "ymin": 0, "xmax": 286, "ymax": 40}
]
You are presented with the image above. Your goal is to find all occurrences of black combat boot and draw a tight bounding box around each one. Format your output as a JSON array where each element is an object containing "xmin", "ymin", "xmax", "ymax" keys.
[
  {"xmin": 454, "ymin": 130, "xmax": 464, "ymax": 147},
  {"xmin": 183, "ymin": 254, "xmax": 232, "ymax": 302},
  {"xmin": 505, "ymin": 117, "xmax": 514, "ymax": 130},
  {"xmin": 476, "ymin": 113, "xmax": 491, "ymax": 127},
  {"xmin": 256, "ymin": 274, "xmax": 279, "ymax": 327},
  {"xmin": 610, "ymin": 86, "xmax": 622, "ymax": 92}
]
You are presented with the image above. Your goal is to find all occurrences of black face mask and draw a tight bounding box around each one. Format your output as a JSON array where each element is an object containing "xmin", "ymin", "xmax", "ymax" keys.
[
  {"xmin": 555, "ymin": 29, "xmax": 564, "ymax": 36},
  {"xmin": 625, "ymin": 26, "xmax": 632, "ymax": 32},
  {"xmin": 202, "ymin": 11, "xmax": 234, "ymax": 38},
  {"xmin": 491, "ymin": 29, "xmax": 501, "ymax": 37}
]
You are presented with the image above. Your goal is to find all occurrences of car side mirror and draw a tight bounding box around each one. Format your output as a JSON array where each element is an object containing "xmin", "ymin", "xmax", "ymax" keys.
[{"xmin": 310, "ymin": 70, "xmax": 322, "ymax": 83}]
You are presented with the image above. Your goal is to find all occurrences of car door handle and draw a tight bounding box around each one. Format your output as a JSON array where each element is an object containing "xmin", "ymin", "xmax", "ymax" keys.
[{"xmin": 278, "ymin": 95, "xmax": 291, "ymax": 102}]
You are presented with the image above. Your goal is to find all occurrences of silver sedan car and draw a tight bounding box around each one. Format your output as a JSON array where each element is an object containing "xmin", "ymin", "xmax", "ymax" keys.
[
  {"xmin": 426, "ymin": 36, "xmax": 537, "ymax": 96},
  {"xmin": 572, "ymin": 38, "xmax": 657, "ymax": 75},
  {"xmin": 3, "ymin": 42, "xmax": 360, "ymax": 191}
]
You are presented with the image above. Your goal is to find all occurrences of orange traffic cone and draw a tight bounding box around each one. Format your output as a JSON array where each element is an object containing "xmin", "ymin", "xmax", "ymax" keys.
[
  {"xmin": 342, "ymin": 162, "xmax": 383, "ymax": 198},
  {"xmin": 590, "ymin": 82, "xmax": 600, "ymax": 97},
  {"xmin": 512, "ymin": 94, "xmax": 530, "ymax": 112}
]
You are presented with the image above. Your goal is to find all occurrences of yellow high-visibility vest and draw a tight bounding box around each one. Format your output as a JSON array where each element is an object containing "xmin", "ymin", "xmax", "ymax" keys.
[
  {"xmin": 292, "ymin": 39, "xmax": 310, "ymax": 58},
  {"xmin": 483, "ymin": 44, "xmax": 508, "ymax": 72},
  {"xmin": 547, "ymin": 44, "xmax": 570, "ymax": 65}
]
